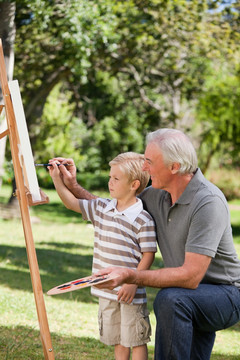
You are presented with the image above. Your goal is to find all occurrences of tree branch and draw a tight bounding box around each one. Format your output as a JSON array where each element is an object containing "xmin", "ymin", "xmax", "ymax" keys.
[
  {"xmin": 25, "ymin": 66, "xmax": 69, "ymax": 120},
  {"xmin": 120, "ymin": 64, "xmax": 162, "ymax": 111}
]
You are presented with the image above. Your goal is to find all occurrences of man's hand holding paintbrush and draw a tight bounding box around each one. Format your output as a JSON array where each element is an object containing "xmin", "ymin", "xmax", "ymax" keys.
[
  {"xmin": 48, "ymin": 157, "xmax": 97, "ymax": 200},
  {"xmin": 47, "ymin": 158, "xmax": 77, "ymax": 191}
]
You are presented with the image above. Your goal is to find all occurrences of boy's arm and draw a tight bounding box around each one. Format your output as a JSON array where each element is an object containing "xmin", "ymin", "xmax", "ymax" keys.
[
  {"xmin": 137, "ymin": 251, "xmax": 155, "ymax": 271},
  {"xmin": 117, "ymin": 252, "xmax": 155, "ymax": 304},
  {"xmin": 48, "ymin": 162, "xmax": 82, "ymax": 213}
]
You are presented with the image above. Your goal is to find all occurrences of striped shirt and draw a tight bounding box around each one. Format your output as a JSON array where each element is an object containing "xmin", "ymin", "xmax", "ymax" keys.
[{"xmin": 79, "ymin": 198, "xmax": 157, "ymax": 304}]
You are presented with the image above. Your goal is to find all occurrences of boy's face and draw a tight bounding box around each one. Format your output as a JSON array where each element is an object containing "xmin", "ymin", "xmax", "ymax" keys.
[{"xmin": 108, "ymin": 164, "xmax": 134, "ymax": 200}]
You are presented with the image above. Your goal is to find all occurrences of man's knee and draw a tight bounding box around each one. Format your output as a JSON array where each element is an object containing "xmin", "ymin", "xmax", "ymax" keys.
[
  {"xmin": 154, "ymin": 288, "xmax": 179, "ymax": 316},
  {"xmin": 154, "ymin": 287, "xmax": 194, "ymax": 321}
]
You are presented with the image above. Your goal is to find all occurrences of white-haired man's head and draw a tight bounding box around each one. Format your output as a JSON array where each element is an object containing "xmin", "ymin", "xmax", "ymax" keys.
[{"xmin": 146, "ymin": 128, "xmax": 198, "ymax": 175}]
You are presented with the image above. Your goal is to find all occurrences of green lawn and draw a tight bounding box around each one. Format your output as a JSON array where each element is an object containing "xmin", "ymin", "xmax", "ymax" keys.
[{"xmin": 0, "ymin": 185, "xmax": 239, "ymax": 359}]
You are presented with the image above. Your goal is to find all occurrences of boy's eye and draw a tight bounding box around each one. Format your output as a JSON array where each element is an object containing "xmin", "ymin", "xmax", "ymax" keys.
[{"xmin": 109, "ymin": 177, "xmax": 119, "ymax": 181}]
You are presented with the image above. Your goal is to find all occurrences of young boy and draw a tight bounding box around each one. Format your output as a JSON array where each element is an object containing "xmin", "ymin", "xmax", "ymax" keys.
[{"xmin": 49, "ymin": 152, "xmax": 157, "ymax": 360}]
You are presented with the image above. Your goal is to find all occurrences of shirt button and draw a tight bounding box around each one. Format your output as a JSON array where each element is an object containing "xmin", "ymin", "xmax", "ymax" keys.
[{"xmin": 168, "ymin": 218, "xmax": 171, "ymax": 222}]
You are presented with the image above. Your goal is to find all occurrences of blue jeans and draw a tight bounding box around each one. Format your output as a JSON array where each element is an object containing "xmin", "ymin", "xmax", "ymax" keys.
[{"xmin": 153, "ymin": 284, "xmax": 240, "ymax": 360}]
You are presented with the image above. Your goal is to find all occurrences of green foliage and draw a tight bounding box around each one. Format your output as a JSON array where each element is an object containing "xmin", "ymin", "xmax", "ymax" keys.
[
  {"xmin": 206, "ymin": 168, "xmax": 240, "ymax": 201},
  {"xmin": 32, "ymin": 169, "xmax": 109, "ymax": 191},
  {"xmin": 2, "ymin": 161, "xmax": 14, "ymax": 186},
  {"xmin": 34, "ymin": 167, "xmax": 53, "ymax": 189},
  {"xmin": 8, "ymin": 0, "xmax": 239, "ymax": 173},
  {"xmin": 33, "ymin": 82, "xmax": 87, "ymax": 169},
  {"xmin": 76, "ymin": 171, "xmax": 109, "ymax": 191},
  {"xmin": 196, "ymin": 73, "xmax": 240, "ymax": 170}
]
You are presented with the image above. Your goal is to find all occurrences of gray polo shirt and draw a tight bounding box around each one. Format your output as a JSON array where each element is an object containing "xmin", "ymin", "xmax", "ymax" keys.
[{"xmin": 139, "ymin": 168, "xmax": 240, "ymax": 288}]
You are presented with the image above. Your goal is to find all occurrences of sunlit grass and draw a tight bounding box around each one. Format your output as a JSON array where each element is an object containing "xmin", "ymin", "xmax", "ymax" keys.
[{"xmin": 0, "ymin": 185, "xmax": 239, "ymax": 359}]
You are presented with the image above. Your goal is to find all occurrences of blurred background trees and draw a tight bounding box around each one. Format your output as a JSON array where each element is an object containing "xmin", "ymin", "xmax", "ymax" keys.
[{"xmin": 0, "ymin": 0, "xmax": 239, "ymax": 193}]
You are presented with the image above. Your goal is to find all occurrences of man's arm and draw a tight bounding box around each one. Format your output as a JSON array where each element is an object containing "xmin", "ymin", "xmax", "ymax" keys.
[
  {"xmin": 97, "ymin": 252, "xmax": 212, "ymax": 290},
  {"xmin": 134, "ymin": 252, "xmax": 211, "ymax": 289},
  {"xmin": 49, "ymin": 157, "xmax": 97, "ymax": 200}
]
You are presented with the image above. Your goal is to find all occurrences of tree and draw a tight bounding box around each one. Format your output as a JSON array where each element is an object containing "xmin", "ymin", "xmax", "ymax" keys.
[
  {"xmin": 0, "ymin": 1, "xmax": 16, "ymax": 188},
  {"xmin": 196, "ymin": 73, "xmax": 240, "ymax": 172},
  {"xmin": 3, "ymin": 0, "xmax": 239, "ymax": 173}
]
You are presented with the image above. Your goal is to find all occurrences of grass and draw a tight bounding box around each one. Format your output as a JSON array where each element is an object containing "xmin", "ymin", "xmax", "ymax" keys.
[{"xmin": 0, "ymin": 185, "xmax": 239, "ymax": 359}]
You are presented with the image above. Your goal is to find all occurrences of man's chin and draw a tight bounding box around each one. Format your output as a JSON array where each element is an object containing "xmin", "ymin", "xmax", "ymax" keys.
[{"xmin": 151, "ymin": 180, "xmax": 160, "ymax": 189}]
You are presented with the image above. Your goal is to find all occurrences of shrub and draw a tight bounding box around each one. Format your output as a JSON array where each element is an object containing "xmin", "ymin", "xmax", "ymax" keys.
[
  {"xmin": 34, "ymin": 169, "xmax": 109, "ymax": 191},
  {"xmin": 206, "ymin": 168, "xmax": 240, "ymax": 201},
  {"xmin": 76, "ymin": 171, "xmax": 109, "ymax": 191}
]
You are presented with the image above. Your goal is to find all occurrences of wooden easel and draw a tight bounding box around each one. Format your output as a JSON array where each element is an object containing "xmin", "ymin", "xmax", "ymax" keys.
[{"xmin": 0, "ymin": 39, "xmax": 55, "ymax": 360}]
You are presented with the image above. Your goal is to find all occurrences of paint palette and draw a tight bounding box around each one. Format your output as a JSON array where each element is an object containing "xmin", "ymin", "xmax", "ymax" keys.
[{"xmin": 47, "ymin": 273, "xmax": 118, "ymax": 295}]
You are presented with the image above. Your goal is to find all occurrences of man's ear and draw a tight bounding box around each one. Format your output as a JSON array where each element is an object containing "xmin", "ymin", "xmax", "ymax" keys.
[
  {"xmin": 170, "ymin": 162, "xmax": 180, "ymax": 174},
  {"xmin": 131, "ymin": 179, "xmax": 141, "ymax": 192}
]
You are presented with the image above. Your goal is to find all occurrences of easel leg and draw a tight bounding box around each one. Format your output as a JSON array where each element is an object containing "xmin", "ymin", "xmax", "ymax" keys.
[{"xmin": 15, "ymin": 192, "xmax": 55, "ymax": 359}]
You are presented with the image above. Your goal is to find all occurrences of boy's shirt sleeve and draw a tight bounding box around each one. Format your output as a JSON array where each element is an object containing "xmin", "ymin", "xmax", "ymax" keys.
[
  {"xmin": 138, "ymin": 217, "xmax": 158, "ymax": 253},
  {"xmin": 79, "ymin": 198, "xmax": 98, "ymax": 223}
]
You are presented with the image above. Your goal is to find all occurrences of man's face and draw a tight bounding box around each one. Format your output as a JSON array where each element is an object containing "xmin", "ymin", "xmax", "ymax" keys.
[{"xmin": 143, "ymin": 142, "xmax": 173, "ymax": 190}]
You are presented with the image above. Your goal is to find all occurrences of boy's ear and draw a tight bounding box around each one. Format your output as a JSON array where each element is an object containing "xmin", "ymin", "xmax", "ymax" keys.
[{"xmin": 131, "ymin": 179, "xmax": 140, "ymax": 192}]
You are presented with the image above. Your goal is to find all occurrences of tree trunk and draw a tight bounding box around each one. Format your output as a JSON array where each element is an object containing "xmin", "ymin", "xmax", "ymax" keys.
[{"xmin": 0, "ymin": 2, "xmax": 16, "ymax": 190}]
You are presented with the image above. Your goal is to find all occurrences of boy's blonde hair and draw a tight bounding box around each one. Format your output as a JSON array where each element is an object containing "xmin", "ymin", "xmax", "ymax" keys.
[{"xmin": 109, "ymin": 152, "xmax": 150, "ymax": 195}]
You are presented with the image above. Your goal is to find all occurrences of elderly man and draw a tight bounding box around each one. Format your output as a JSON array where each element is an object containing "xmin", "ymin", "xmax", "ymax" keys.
[{"xmin": 52, "ymin": 128, "xmax": 240, "ymax": 360}]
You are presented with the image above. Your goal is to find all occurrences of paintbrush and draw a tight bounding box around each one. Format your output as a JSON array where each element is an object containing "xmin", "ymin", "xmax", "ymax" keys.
[{"xmin": 35, "ymin": 163, "xmax": 73, "ymax": 167}]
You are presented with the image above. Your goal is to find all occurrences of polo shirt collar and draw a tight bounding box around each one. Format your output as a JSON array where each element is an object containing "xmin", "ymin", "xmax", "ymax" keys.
[
  {"xmin": 175, "ymin": 168, "xmax": 204, "ymax": 205},
  {"xmin": 103, "ymin": 198, "xmax": 143, "ymax": 223}
]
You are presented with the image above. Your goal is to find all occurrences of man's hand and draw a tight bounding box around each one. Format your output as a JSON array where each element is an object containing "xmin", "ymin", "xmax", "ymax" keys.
[
  {"xmin": 49, "ymin": 157, "xmax": 97, "ymax": 200},
  {"xmin": 94, "ymin": 267, "xmax": 135, "ymax": 290},
  {"xmin": 49, "ymin": 157, "xmax": 77, "ymax": 189}
]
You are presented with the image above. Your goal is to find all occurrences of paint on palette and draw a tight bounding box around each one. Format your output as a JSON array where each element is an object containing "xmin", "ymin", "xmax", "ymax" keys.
[{"xmin": 47, "ymin": 274, "xmax": 115, "ymax": 296}]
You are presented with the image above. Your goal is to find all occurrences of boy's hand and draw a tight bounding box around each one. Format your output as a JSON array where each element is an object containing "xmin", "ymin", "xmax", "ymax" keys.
[
  {"xmin": 48, "ymin": 160, "xmax": 61, "ymax": 180},
  {"xmin": 117, "ymin": 283, "xmax": 138, "ymax": 304}
]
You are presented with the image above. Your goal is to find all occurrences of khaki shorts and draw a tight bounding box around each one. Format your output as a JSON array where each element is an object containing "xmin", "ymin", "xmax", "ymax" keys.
[{"xmin": 98, "ymin": 297, "xmax": 151, "ymax": 348}]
